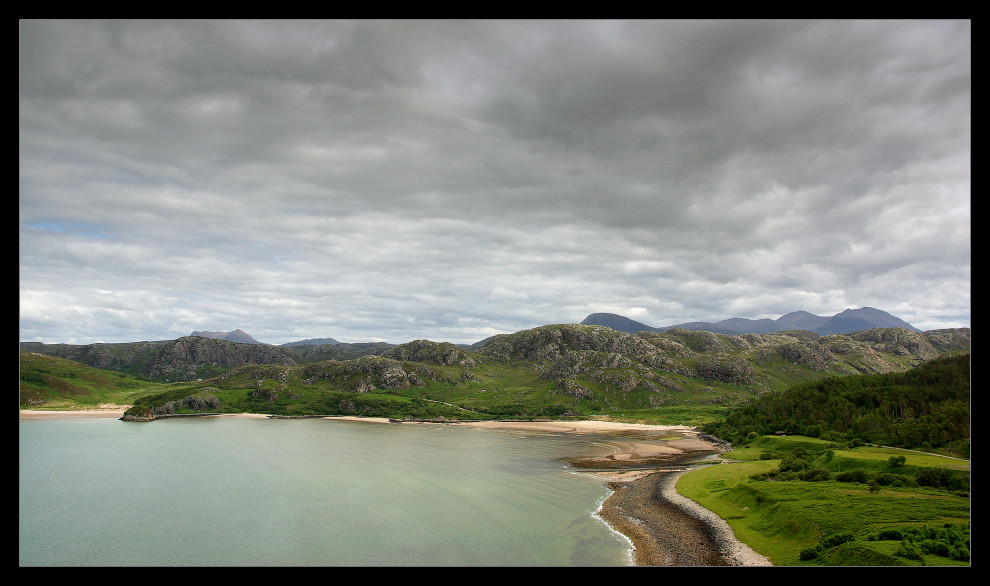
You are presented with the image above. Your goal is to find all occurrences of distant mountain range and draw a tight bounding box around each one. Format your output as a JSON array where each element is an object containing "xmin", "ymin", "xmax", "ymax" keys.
[
  {"xmin": 580, "ymin": 307, "xmax": 921, "ymax": 336},
  {"xmin": 281, "ymin": 337, "xmax": 341, "ymax": 347}
]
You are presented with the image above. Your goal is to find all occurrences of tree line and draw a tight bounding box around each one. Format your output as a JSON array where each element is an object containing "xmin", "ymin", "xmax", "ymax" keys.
[{"xmin": 702, "ymin": 353, "xmax": 970, "ymax": 456}]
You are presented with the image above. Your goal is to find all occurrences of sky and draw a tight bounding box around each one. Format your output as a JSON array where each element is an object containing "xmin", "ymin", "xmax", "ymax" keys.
[{"xmin": 19, "ymin": 20, "xmax": 971, "ymax": 346}]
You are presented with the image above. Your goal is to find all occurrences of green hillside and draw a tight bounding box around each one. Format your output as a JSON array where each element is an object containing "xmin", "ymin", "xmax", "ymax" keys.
[
  {"xmin": 701, "ymin": 353, "xmax": 970, "ymax": 456},
  {"xmin": 19, "ymin": 351, "xmax": 162, "ymax": 409},
  {"xmin": 20, "ymin": 325, "xmax": 970, "ymax": 429}
]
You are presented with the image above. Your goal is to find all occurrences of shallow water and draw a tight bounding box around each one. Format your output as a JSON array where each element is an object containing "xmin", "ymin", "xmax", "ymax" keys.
[{"xmin": 19, "ymin": 417, "xmax": 631, "ymax": 566}]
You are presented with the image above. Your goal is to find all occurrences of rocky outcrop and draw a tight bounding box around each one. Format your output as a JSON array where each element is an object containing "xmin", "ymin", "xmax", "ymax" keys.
[
  {"xmin": 301, "ymin": 356, "xmax": 424, "ymax": 392},
  {"xmin": 146, "ymin": 337, "xmax": 297, "ymax": 380},
  {"xmin": 848, "ymin": 328, "xmax": 939, "ymax": 360},
  {"xmin": 695, "ymin": 355, "xmax": 756, "ymax": 384},
  {"xmin": 775, "ymin": 341, "xmax": 835, "ymax": 371},
  {"xmin": 380, "ymin": 340, "xmax": 478, "ymax": 368},
  {"xmin": 924, "ymin": 328, "xmax": 972, "ymax": 352}
]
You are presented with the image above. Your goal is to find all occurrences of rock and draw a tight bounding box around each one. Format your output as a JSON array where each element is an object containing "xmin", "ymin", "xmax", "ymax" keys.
[{"xmin": 146, "ymin": 337, "xmax": 297, "ymax": 380}]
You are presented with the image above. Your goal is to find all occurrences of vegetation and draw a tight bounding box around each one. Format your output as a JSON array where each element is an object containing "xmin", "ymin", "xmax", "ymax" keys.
[
  {"xmin": 677, "ymin": 434, "xmax": 970, "ymax": 566},
  {"xmin": 702, "ymin": 353, "xmax": 970, "ymax": 457},
  {"xmin": 21, "ymin": 328, "xmax": 970, "ymax": 433},
  {"xmin": 18, "ymin": 352, "xmax": 161, "ymax": 408}
]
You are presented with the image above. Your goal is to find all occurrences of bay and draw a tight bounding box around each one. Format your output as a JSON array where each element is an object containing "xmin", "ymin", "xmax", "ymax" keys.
[{"xmin": 19, "ymin": 416, "xmax": 632, "ymax": 566}]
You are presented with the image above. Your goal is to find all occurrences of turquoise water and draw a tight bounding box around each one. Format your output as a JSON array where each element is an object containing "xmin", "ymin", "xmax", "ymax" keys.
[{"xmin": 19, "ymin": 417, "xmax": 631, "ymax": 566}]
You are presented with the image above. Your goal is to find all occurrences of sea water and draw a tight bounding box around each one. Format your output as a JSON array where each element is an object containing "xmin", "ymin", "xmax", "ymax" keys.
[{"xmin": 19, "ymin": 416, "xmax": 631, "ymax": 566}]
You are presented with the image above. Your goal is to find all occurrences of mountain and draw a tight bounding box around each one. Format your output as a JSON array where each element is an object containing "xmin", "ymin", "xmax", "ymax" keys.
[
  {"xmin": 815, "ymin": 307, "xmax": 920, "ymax": 335},
  {"xmin": 189, "ymin": 329, "xmax": 262, "ymax": 344},
  {"xmin": 774, "ymin": 310, "xmax": 831, "ymax": 331},
  {"xmin": 282, "ymin": 337, "xmax": 341, "ymax": 347},
  {"xmin": 580, "ymin": 313, "xmax": 660, "ymax": 333},
  {"xmin": 580, "ymin": 307, "xmax": 922, "ymax": 336}
]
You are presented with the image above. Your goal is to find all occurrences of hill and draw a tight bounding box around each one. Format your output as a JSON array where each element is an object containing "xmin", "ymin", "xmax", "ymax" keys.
[
  {"xmin": 701, "ymin": 352, "xmax": 971, "ymax": 454},
  {"xmin": 581, "ymin": 307, "xmax": 922, "ymax": 335},
  {"xmin": 21, "ymin": 322, "xmax": 969, "ymax": 426},
  {"xmin": 20, "ymin": 336, "xmax": 299, "ymax": 382},
  {"xmin": 19, "ymin": 351, "xmax": 161, "ymax": 408}
]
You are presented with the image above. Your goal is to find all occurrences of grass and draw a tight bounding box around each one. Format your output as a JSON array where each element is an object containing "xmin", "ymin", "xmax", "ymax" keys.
[
  {"xmin": 19, "ymin": 352, "xmax": 161, "ymax": 408},
  {"xmin": 675, "ymin": 435, "xmax": 971, "ymax": 566}
]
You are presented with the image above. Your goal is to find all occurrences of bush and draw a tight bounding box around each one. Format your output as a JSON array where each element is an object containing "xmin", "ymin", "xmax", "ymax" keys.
[
  {"xmin": 896, "ymin": 541, "xmax": 923, "ymax": 561},
  {"xmin": 916, "ymin": 467, "xmax": 969, "ymax": 491},
  {"xmin": 799, "ymin": 545, "xmax": 822, "ymax": 560},
  {"xmin": 875, "ymin": 472, "xmax": 911, "ymax": 486},
  {"xmin": 950, "ymin": 547, "xmax": 970, "ymax": 561},
  {"xmin": 820, "ymin": 531, "xmax": 856, "ymax": 549},
  {"xmin": 798, "ymin": 466, "xmax": 831, "ymax": 482},
  {"xmin": 836, "ymin": 469, "xmax": 876, "ymax": 484},
  {"xmin": 872, "ymin": 528, "xmax": 904, "ymax": 541}
]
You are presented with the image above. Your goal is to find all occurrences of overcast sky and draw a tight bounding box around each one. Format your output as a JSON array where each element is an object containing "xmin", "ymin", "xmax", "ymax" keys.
[{"xmin": 19, "ymin": 20, "xmax": 970, "ymax": 345}]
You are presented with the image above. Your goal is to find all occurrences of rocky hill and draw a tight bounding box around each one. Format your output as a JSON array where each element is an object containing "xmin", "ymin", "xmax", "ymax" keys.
[
  {"xmin": 18, "ymin": 340, "xmax": 171, "ymax": 377},
  {"xmin": 25, "ymin": 323, "xmax": 970, "ymax": 421},
  {"xmin": 477, "ymin": 323, "xmax": 970, "ymax": 399},
  {"xmin": 147, "ymin": 336, "xmax": 298, "ymax": 380},
  {"xmin": 20, "ymin": 336, "xmax": 298, "ymax": 382}
]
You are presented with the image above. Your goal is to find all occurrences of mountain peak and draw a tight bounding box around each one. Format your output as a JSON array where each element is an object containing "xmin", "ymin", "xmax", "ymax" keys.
[
  {"xmin": 189, "ymin": 329, "xmax": 263, "ymax": 344},
  {"xmin": 580, "ymin": 313, "xmax": 658, "ymax": 334}
]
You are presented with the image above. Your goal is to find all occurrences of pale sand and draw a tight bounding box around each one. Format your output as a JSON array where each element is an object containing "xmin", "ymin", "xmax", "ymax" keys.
[
  {"xmin": 453, "ymin": 419, "xmax": 697, "ymax": 435},
  {"xmin": 20, "ymin": 405, "xmax": 129, "ymax": 419}
]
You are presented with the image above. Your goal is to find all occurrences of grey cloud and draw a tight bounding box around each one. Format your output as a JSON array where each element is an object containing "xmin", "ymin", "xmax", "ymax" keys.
[{"xmin": 19, "ymin": 20, "xmax": 970, "ymax": 344}]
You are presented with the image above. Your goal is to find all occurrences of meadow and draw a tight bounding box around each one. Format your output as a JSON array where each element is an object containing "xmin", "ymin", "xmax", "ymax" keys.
[{"xmin": 676, "ymin": 434, "xmax": 970, "ymax": 565}]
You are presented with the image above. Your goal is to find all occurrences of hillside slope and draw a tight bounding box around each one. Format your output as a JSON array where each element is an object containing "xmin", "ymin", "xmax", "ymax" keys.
[{"xmin": 22, "ymin": 324, "xmax": 970, "ymax": 425}]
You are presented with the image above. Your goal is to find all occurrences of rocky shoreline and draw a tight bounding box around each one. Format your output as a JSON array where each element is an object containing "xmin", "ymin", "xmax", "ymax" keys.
[{"xmin": 597, "ymin": 464, "xmax": 772, "ymax": 566}]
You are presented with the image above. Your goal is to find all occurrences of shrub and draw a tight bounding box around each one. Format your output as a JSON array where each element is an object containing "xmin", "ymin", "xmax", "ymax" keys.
[
  {"xmin": 950, "ymin": 547, "xmax": 970, "ymax": 562},
  {"xmin": 799, "ymin": 546, "xmax": 821, "ymax": 560},
  {"xmin": 875, "ymin": 472, "xmax": 911, "ymax": 486},
  {"xmin": 820, "ymin": 532, "xmax": 856, "ymax": 549},
  {"xmin": 896, "ymin": 541, "xmax": 923, "ymax": 561},
  {"xmin": 836, "ymin": 469, "xmax": 876, "ymax": 484},
  {"xmin": 799, "ymin": 466, "xmax": 831, "ymax": 482},
  {"xmin": 875, "ymin": 528, "xmax": 904, "ymax": 541}
]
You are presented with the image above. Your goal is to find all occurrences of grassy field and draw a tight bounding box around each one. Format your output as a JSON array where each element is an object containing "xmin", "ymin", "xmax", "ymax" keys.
[{"xmin": 676, "ymin": 435, "xmax": 971, "ymax": 566}]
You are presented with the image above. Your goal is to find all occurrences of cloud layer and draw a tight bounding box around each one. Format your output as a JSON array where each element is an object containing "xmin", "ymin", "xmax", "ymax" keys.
[{"xmin": 20, "ymin": 20, "xmax": 970, "ymax": 344}]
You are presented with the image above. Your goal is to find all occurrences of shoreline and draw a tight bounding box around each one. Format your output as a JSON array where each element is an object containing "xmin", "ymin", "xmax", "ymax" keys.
[
  {"xmin": 394, "ymin": 417, "xmax": 771, "ymax": 566},
  {"xmin": 19, "ymin": 406, "xmax": 129, "ymax": 419},
  {"xmin": 19, "ymin": 409, "xmax": 770, "ymax": 566}
]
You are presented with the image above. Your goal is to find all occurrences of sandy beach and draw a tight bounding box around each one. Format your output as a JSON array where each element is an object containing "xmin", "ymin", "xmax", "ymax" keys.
[{"xmin": 19, "ymin": 405, "xmax": 130, "ymax": 419}]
